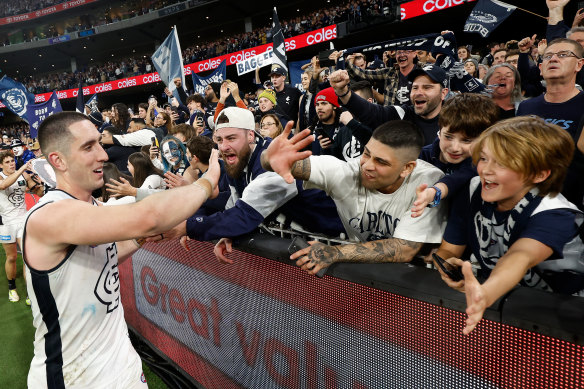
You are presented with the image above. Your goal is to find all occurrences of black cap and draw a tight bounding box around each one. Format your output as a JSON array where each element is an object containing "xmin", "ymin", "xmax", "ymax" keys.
[
  {"xmin": 268, "ymin": 65, "xmax": 287, "ymax": 77},
  {"xmin": 10, "ymin": 139, "xmax": 24, "ymax": 148},
  {"xmin": 407, "ymin": 64, "xmax": 448, "ymax": 88}
]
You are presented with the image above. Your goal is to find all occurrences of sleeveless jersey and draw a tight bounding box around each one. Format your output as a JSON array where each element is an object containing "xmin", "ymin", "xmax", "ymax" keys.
[
  {"xmin": 23, "ymin": 190, "xmax": 143, "ymax": 389},
  {"xmin": 0, "ymin": 171, "xmax": 27, "ymax": 225}
]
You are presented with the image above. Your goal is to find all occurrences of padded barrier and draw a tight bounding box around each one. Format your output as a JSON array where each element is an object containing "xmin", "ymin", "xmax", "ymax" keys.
[{"xmin": 120, "ymin": 233, "xmax": 584, "ymax": 388}]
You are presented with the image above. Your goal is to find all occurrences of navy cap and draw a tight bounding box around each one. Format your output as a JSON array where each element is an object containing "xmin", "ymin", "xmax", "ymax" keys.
[
  {"xmin": 407, "ymin": 64, "xmax": 448, "ymax": 88},
  {"xmin": 268, "ymin": 65, "xmax": 287, "ymax": 77}
]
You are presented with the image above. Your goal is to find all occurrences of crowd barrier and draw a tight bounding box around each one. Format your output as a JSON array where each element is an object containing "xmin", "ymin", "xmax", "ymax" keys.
[{"xmin": 120, "ymin": 233, "xmax": 584, "ymax": 388}]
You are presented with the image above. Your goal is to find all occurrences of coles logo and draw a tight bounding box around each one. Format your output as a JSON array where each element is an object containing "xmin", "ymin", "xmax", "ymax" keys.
[
  {"xmin": 423, "ymin": 0, "xmax": 465, "ymax": 13},
  {"xmin": 306, "ymin": 27, "xmax": 336, "ymax": 45},
  {"xmin": 35, "ymin": 95, "xmax": 46, "ymax": 103},
  {"xmin": 142, "ymin": 74, "xmax": 161, "ymax": 84},
  {"xmin": 228, "ymin": 50, "xmax": 256, "ymax": 65},
  {"xmin": 94, "ymin": 84, "xmax": 112, "ymax": 93},
  {"xmin": 118, "ymin": 79, "xmax": 136, "ymax": 88},
  {"xmin": 197, "ymin": 58, "xmax": 222, "ymax": 72}
]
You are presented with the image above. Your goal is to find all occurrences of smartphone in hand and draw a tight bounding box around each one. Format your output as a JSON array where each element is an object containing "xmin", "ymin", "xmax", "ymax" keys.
[{"xmin": 432, "ymin": 253, "xmax": 463, "ymax": 282}]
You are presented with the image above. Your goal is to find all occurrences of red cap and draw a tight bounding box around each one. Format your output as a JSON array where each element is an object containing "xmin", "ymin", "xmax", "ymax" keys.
[{"xmin": 315, "ymin": 87, "xmax": 340, "ymax": 108}]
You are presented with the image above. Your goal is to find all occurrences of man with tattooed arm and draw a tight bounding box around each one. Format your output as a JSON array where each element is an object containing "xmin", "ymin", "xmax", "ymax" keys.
[{"xmin": 261, "ymin": 119, "xmax": 447, "ymax": 275}]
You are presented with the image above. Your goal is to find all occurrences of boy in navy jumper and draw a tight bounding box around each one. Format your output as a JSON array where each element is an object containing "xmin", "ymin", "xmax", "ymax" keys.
[{"xmin": 412, "ymin": 94, "xmax": 499, "ymax": 217}]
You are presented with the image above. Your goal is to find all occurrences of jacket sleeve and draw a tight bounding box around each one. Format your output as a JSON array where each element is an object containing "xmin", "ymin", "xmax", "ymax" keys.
[
  {"xmin": 343, "ymin": 92, "xmax": 404, "ymax": 131},
  {"xmin": 113, "ymin": 129, "xmax": 155, "ymax": 147},
  {"xmin": 186, "ymin": 171, "xmax": 298, "ymax": 241}
]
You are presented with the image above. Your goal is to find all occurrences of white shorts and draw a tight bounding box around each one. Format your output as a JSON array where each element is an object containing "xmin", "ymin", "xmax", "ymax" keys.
[{"xmin": 0, "ymin": 222, "xmax": 23, "ymax": 244}]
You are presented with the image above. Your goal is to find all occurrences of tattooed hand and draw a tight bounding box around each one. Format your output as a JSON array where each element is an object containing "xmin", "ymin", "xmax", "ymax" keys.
[{"xmin": 290, "ymin": 241, "xmax": 341, "ymax": 276}]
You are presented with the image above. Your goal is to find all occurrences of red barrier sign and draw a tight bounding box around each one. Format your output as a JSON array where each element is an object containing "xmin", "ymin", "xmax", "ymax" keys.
[
  {"xmin": 401, "ymin": 0, "xmax": 475, "ymax": 21},
  {"xmin": 0, "ymin": 0, "xmax": 98, "ymax": 26}
]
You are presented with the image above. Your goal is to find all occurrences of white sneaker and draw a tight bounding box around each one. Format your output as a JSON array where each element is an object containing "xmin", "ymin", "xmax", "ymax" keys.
[{"xmin": 8, "ymin": 289, "xmax": 19, "ymax": 302}]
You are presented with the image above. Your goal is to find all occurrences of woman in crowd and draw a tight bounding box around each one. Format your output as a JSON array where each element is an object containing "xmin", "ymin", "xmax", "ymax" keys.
[
  {"xmin": 154, "ymin": 111, "xmax": 173, "ymax": 137},
  {"xmin": 259, "ymin": 114, "xmax": 284, "ymax": 139},
  {"xmin": 106, "ymin": 152, "xmax": 166, "ymax": 200},
  {"xmin": 256, "ymin": 89, "xmax": 289, "ymax": 128},
  {"xmin": 111, "ymin": 103, "xmax": 131, "ymax": 133},
  {"xmin": 464, "ymin": 58, "xmax": 479, "ymax": 79},
  {"xmin": 483, "ymin": 63, "xmax": 522, "ymax": 119}
]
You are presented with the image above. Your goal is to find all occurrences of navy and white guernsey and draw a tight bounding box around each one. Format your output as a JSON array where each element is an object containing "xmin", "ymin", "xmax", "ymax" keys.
[{"xmin": 23, "ymin": 190, "xmax": 144, "ymax": 389}]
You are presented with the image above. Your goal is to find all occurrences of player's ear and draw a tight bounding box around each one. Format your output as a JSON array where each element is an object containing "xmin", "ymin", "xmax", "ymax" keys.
[{"xmin": 47, "ymin": 151, "xmax": 66, "ymax": 172}]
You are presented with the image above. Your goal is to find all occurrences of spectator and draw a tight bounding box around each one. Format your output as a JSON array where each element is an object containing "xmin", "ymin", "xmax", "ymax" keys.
[
  {"xmin": 413, "ymin": 94, "xmax": 500, "ymax": 216},
  {"xmin": 346, "ymin": 49, "xmax": 420, "ymax": 106},
  {"xmin": 261, "ymin": 120, "xmax": 447, "ymax": 275},
  {"xmin": 464, "ymin": 58, "xmax": 479, "ymax": 78},
  {"xmin": 111, "ymin": 103, "xmax": 131, "ymax": 133},
  {"xmin": 457, "ymin": 46, "xmax": 471, "ymax": 61},
  {"xmin": 100, "ymin": 126, "xmax": 135, "ymax": 174},
  {"xmin": 434, "ymin": 117, "xmax": 583, "ymax": 335},
  {"xmin": 106, "ymin": 152, "xmax": 166, "ymax": 200},
  {"xmin": 492, "ymin": 48, "xmax": 507, "ymax": 65},
  {"xmin": 269, "ymin": 65, "xmax": 302, "ymax": 124},
  {"xmin": 259, "ymin": 114, "xmax": 284, "ymax": 139},
  {"xmin": 330, "ymin": 64, "xmax": 449, "ymax": 146},
  {"xmin": 484, "ymin": 64, "xmax": 522, "ymax": 119},
  {"xmin": 481, "ymin": 42, "xmax": 500, "ymax": 66},
  {"xmin": 297, "ymin": 70, "xmax": 317, "ymax": 131},
  {"xmin": 155, "ymin": 107, "xmax": 345, "ymax": 257}
]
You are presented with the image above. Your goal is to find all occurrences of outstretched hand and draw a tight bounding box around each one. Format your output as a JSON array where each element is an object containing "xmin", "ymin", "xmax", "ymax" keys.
[
  {"xmin": 263, "ymin": 121, "xmax": 312, "ymax": 184},
  {"xmin": 164, "ymin": 171, "xmax": 190, "ymax": 189},
  {"xmin": 411, "ymin": 184, "xmax": 436, "ymax": 218},
  {"xmin": 461, "ymin": 261, "xmax": 487, "ymax": 335},
  {"xmin": 106, "ymin": 177, "xmax": 137, "ymax": 197},
  {"xmin": 204, "ymin": 149, "xmax": 221, "ymax": 198}
]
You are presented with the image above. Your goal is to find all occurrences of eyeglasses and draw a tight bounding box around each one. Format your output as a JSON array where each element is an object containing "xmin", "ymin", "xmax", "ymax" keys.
[
  {"xmin": 541, "ymin": 50, "xmax": 581, "ymax": 61},
  {"xmin": 260, "ymin": 122, "xmax": 276, "ymax": 128}
]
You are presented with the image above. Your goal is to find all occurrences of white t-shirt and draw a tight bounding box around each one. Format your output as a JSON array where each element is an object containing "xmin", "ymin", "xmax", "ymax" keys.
[
  {"xmin": 141, "ymin": 174, "xmax": 166, "ymax": 190},
  {"xmin": 305, "ymin": 156, "xmax": 447, "ymax": 243}
]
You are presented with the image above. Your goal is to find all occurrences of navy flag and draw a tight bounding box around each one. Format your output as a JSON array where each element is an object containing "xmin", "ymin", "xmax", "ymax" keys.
[
  {"xmin": 85, "ymin": 93, "xmax": 99, "ymax": 113},
  {"xmin": 26, "ymin": 91, "xmax": 62, "ymax": 138},
  {"xmin": 0, "ymin": 75, "xmax": 36, "ymax": 119},
  {"xmin": 271, "ymin": 7, "xmax": 288, "ymax": 75},
  {"xmin": 151, "ymin": 27, "xmax": 186, "ymax": 104},
  {"xmin": 192, "ymin": 60, "xmax": 226, "ymax": 95},
  {"xmin": 75, "ymin": 80, "xmax": 84, "ymax": 113},
  {"xmin": 464, "ymin": 0, "xmax": 517, "ymax": 38}
]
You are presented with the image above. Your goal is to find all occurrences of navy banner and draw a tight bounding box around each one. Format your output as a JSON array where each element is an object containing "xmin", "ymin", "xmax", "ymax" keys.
[
  {"xmin": 192, "ymin": 60, "xmax": 226, "ymax": 95},
  {"xmin": 0, "ymin": 75, "xmax": 36, "ymax": 119},
  {"xmin": 26, "ymin": 91, "xmax": 62, "ymax": 138},
  {"xmin": 464, "ymin": 0, "xmax": 517, "ymax": 38},
  {"xmin": 152, "ymin": 27, "xmax": 186, "ymax": 103}
]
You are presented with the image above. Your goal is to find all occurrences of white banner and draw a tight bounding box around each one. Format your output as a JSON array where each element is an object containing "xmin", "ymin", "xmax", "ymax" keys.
[{"xmin": 236, "ymin": 50, "xmax": 275, "ymax": 76}]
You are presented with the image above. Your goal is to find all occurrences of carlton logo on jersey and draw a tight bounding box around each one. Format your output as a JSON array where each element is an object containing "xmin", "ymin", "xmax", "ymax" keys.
[{"xmin": 94, "ymin": 243, "xmax": 121, "ymax": 313}]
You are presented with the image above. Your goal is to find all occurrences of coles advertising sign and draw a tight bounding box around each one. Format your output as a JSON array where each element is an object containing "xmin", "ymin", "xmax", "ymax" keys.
[
  {"xmin": 401, "ymin": 0, "xmax": 476, "ymax": 20},
  {"xmin": 0, "ymin": 0, "xmax": 98, "ymax": 26},
  {"xmin": 0, "ymin": 24, "xmax": 338, "ymax": 108}
]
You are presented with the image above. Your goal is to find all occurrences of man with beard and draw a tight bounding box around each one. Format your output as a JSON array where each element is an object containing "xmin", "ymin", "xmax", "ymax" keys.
[
  {"xmin": 330, "ymin": 65, "xmax": 449, "ymax": 146},
  {"xmin": 204, "ymin": 82, "xmax": 221, "ymax": 117},
  {"xmin": 313, "ymin": 87, "xmax": 364, "ymax": 161},
  {"xmin": 259, "ymin": 119, "xmax": 446, "ymax": 275},
  {"xmin": 346, "ymin": 49, "xmax": 420, "ymax": 106},
  {"xmin": 156, "ymin": 107, "xmax": 345, "ymax": 261}
]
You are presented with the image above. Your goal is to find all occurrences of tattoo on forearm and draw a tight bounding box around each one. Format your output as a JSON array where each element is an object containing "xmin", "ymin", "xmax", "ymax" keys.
[
  {"xmin": 336, "ymin": 239, "xmax": 422, "ymax": 264},
  {"xmin": 291, "ymin": 159, "xmax": 311, "ymax": 181},
  {"xmin": 307, "ymin": 243, "xmax": 341, "ymax": 267}
]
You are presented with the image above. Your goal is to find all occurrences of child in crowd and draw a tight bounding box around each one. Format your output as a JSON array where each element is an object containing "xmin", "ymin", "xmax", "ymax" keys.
[
  {"xmin": 434, "ymin": 117, "xmax": 583, "ymax": 334},
  {"xmin": 412, "ymin": 93, "xmax": 499, "ymax": 216}
]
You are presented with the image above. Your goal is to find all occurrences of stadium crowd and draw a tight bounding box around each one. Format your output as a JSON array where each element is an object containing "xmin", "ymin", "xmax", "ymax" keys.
[
  {"xmin": 13, "ymin": 0, "xmax": 390, "ymax": 93},
  {"xmin": 1, "ymin": 1, "xmax": 584, "ymax": 385}
]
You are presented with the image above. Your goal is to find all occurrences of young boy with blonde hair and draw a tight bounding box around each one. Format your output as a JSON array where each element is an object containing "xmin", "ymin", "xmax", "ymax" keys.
[{"xmin": 434, "ymin": 117, "xmax": 583, "ymax": 334}]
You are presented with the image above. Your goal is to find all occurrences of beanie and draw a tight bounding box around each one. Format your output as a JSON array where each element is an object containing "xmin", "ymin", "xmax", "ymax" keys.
[
  {"xmin": 258, "ymin": 89, "xmax": 277, "ymax": 106},
  {"xmin": 315, "ymin": 87, "xmax": 339, "ymax": 107}
]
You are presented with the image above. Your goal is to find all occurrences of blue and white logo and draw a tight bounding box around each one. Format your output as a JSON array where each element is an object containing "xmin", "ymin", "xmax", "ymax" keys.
[{"xmin": 1, "ymin": 88, "xmax": 29, "ymax": 116}]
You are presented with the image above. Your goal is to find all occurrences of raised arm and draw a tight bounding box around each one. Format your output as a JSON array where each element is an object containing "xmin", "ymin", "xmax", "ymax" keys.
[
  {"xmin": 0, "ymin": 160, "xmax": 33, "ymax": 190},
  {"xmin": 260, "ymin": 121, "xmax": 313, "ymax": 183}
]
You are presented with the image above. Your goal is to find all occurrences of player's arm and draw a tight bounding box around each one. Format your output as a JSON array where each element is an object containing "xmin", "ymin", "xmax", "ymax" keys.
[
  {"xmin": 26, "ymin": 151, "xmax": 220, "ymax": 258},
  {"xmin": 291, "ymin": 238, "xmax": 423, "ymax": 275}
]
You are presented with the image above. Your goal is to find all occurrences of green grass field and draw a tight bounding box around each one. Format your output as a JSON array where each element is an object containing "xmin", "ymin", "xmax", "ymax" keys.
[{"xmin": 0, "ymin": 252, "xmax": 168, "ymax": 388}]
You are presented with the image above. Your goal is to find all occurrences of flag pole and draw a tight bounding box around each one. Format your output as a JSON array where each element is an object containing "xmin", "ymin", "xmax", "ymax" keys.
[{"xmin": 515, "ymin": 7, "xmax": 546, "ymax": 20}]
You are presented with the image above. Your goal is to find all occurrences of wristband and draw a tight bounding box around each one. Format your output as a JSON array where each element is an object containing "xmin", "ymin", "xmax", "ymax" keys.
[
  {"xmin": 133, "ymin": 238, "xmax": 146, "ymax": 248},
  {"xmin": 427, "ymin": 185, "xmax": 442, "ymax": 208},
  {"xmin": 335, "ymin": 88, "xmax": 350, "ymax": 98}
]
